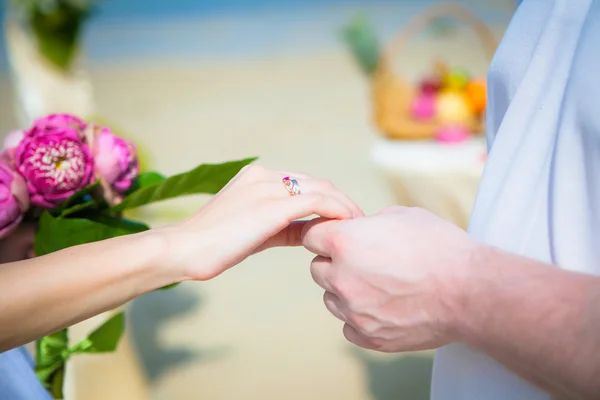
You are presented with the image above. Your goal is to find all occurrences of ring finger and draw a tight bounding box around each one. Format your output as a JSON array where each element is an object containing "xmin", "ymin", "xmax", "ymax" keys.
[{"xmin": 271, "ymin": 174, "xmax": 363, "ymax": 218}]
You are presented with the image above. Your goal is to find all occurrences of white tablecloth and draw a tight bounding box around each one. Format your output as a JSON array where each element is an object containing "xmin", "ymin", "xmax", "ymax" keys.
[{"xmin": 371, "ymin": 138, "xmax": 486, "ymax": 230}]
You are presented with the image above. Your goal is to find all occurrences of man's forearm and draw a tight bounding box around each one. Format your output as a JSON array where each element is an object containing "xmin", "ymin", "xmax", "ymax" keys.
[
  {"xmin": 0, "ymin": 230, "xmax": 174, "ymax": 352},
  {"xmin": 456, "ymin": 245, "xmax": 600, "ymax": 399}
]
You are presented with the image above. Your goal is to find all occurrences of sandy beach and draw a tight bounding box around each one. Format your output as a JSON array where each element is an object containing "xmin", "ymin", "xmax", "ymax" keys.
[{"xmin": 0, "ymin": 2, "xmax": 513, "ymax": 398}]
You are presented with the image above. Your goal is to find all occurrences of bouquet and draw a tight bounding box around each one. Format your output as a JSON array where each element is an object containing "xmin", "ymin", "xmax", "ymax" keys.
[{"xmin": 0, "ymin": 113, "xmax": 255, "ymax": 399}]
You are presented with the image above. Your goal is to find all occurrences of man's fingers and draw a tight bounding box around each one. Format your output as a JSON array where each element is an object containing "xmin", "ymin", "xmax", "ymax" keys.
[
  {"xmin": 301, "ymin": 218, "xmax": 339, "ymax": 257},
  {"xmin": 310, "ymin": 255, "xmax": 336, "ymax": 292},
  {"xmin": 323, "ymin": 291, "xmax": 346, "ymax": 322},
  {"xmin": 342, "ymin": 323, "xmax": 381, "ymax": 351}
]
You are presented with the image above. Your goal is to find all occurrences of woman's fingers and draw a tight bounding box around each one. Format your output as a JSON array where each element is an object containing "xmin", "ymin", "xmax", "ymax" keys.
[
  {"xmin": 266, "ymin": 178, "xmax": 361, "ymax": 221},
  {"xmin": 251, "ymin": 220, "xmax": 308, "ymax": 252},
  {"xmin": 300, "ymin": 178, "xmax": 363, "ymax": 218},
  {"xmin": 277, "ymin": 170, "xmax": 313, "ymax": 180},
  {"xmin": 237, "ymin": 166, "xmax": 362, "ymax": 218},
  {"xmin": 276, "ymin": 193, "xmax": 354, "ymax": 221}
]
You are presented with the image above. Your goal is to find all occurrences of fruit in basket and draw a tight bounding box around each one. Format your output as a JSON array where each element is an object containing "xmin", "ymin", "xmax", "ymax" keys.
[
  {"xmin": 443, "ymin": 67, "xmax": 470, "ymax": 92},
  {"xmin": 465, "ymin": 79, "xmax": 487, "ymax": 114},
  {"xmin": 436, "ymin": 92, "xmax": 473, "ymax": 125},
  {"xmin": 435, "ymin": 124, "xmax": 470, "ymax": 143},
  {"xmin": 411, "ymin": 93, "xmax": 436, "ymax": 120},
  {"xmin": 419, "ymin": 76, "xmax": 442, "ymax": 94}
]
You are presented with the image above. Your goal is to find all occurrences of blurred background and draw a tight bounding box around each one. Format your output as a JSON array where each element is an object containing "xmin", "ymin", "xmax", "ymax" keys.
[{"xmin": 0, "ymin": 0, "xmax": 517, "ymax": 399}]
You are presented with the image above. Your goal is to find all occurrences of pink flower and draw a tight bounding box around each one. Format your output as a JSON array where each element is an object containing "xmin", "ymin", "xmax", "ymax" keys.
[
  {"xmin": 2, "ymin": 130, "xmax": 25, "ymax": 165},
  {"xmin": 3, "ymin": 130, "xmax": 25, "ymax": 151},
  {"xmin": 93, "ymin": 127, "xmax": 139, "ymax": 193},
  {"xmin": 15, "ymin": 127, "xmax": 94, "ymax": 208},
  {"xmin": 0, "ymin": 160, "xmax": 30, "ymax": 239},
  {"xmin": 27, "ymin": 113, "xmax": 86, "ymax": 139}
]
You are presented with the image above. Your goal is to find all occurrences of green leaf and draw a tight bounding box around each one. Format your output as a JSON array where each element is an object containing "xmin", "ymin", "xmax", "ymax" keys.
[
  {"xmin": 157, "ymin": 282, "xmax": 180, "ymax": 290},
  {"xmin": 341, "ymin": 14, "xmax": 381, "ymax": 76},
  {"xmin": 71, "ymin": 312, "xmax": 125, "ymax": 354},
  {"xmin": 86, "ymin": 214, "xmax": 150, "ymax": 233},
  {"xmin": 35, "ymin": 329, "xmax": 69, "ymax": 394},
  {"xmin": 36, "ymin": 329, "xmax": 68, "ymax": 368},
  {"xmin": 52, "ymin": 181, "xmax": 100, "ymax": 215},
  {"xmin": 28, "ymin": 2, "xmax": 89, "ymax": 71},
  {"xmin": 127, "ymin": 171, "xmax": 167, "ymax": 194},
  {"xmin": 58, "ymin": 199, "xmax": 96, "ymax": 218},
  {"xmin": 49, "ymin": 366, "xmax": 65, "ymax": 399},
  {"xmin": 111, "ymin": 157, "xmax": 257, "ymax": 212},
  {"xmin": 34, "ymin": 212, "xmax": 150, "ymax": 256}
]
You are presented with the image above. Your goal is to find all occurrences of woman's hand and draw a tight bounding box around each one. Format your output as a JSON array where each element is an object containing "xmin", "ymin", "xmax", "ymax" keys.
[
  {"xmin": 160, "ymin": 165, "xmax": 363, "ymax": 281},
  {"xmin": 0, "ymin": 165, "xmax": 361, "ymax": 351}
]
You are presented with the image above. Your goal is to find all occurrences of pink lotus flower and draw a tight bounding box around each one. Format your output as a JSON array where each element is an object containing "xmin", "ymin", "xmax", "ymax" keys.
[
  {"xmin": 16, "ymin": 127, "xmax": 94, "ymax": 208},
  {"xmin": 3, "ymin": 130, "xmax": 25, "ymax": 151},
  {"xmin": 27, "ymin": 114, "xmax": 86, "ymax": 139},
  {"xmin": 2, "ymin": 130, "xmax": 25, "ymax": 165},
  {"xmin": 0, "ymin": 160, "xmax": 30, "ymax": 238},
  {"xmin": 93, "ymin": 127, "xmax": 139, "ymax": 193}
]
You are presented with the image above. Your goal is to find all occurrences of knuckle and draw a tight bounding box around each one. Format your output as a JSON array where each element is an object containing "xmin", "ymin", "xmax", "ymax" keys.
[
  {"xmin": 330, "ymin": 274, "xmax": 352, "ymax": 298},
  {"xmin": 327, "ymin": 229, "xmax": 348, "ymax": 255},
  {"xmin": 345, "ymin": 312, "xmax": 362, "ymax": 328},
  {"xmin": 253, "ymin": 181, "xmax": 274, "ymax": 196},
  {"xmin": 317, "ymin": 178, "xmax": 336, "ymax": 191},
  {"xmin": 367, "ymin": 337, "xmax": 386, "ymax": 350},
  {"xmin": 358, "ymin": 321, "xmax": 379, "ymax": 337},
  {"xmin": 307, "ymin": 192, "xmax": 327, "ymax": 207}
]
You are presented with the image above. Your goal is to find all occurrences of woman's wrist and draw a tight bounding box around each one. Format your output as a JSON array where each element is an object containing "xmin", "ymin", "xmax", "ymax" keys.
[
  {"xmin": 148, "ymin": 222, "xmax": 217, "ymax": 284},
  {"xmin": 129, "ymin": 228, "xmax": 186, "ymax": 292}
]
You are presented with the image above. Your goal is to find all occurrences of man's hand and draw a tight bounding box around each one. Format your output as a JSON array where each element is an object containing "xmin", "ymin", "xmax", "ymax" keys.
[{"xmin": 301, "ymin": 206, "xmax": 478, "ymax": 353}]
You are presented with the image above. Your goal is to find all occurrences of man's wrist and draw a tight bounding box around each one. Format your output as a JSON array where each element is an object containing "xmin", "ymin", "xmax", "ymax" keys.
[{"xmin": 446, "ymin": 241, "xmax": 497, "ymax": 346}]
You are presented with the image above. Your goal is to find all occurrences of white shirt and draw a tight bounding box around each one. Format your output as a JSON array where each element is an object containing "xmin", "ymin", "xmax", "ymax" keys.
[{"xmin": 432, "ymin": 0, "xmax": 600, "ymax": 398}]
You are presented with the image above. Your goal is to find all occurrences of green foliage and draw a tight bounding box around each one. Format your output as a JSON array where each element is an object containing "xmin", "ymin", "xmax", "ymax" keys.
[
  {"xmin": 35, "ymin": 313, "xmax": 125, "ymax": 399},
  {"xmin": 70, "ymin": 313, "xmax": 125, "ymax": 354},
  {"xmin": 29, "ymin": 121, "xmax": 256, "ymax": 397},
  {"xmin": 111, "ymin": 157, "xmax": 257, "ymax": 212},
  {"xmin": 341, "ymin": 14, "xmax": 382, "ymax": 76},
  {"xmin": 10, "ymin": 0, "xmax": 101, "ymax": 70},
  {"xmin": 34, "ymin": 212, "xmax": 149, "ymax": 256}
]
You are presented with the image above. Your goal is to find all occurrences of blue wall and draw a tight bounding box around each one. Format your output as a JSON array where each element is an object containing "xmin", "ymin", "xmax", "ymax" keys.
[
  {"xmin": 0, "ymin": 0, "xmax": 375, "ymax": 72},
  {"xmin": 0, "ymin": 0, "xmax": 372, "ymax": 23},
  {"xmin": 0, "ymin": 0, "xmax": 514, "ymax": 73}
]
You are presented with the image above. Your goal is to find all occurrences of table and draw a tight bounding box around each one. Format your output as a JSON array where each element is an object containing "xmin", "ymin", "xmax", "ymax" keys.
[{"xmin": 370, "ymin": 137, "xmax": 486, "ymax": 230}]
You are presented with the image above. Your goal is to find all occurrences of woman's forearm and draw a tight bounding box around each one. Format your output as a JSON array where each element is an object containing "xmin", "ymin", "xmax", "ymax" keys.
[
  {"xmin": 0, "ymin": 230, "xmax": 174, "ymax": 352},
  {"xmin": 459, "ymin": 246, "xmax": 600, "ymax": 399}
]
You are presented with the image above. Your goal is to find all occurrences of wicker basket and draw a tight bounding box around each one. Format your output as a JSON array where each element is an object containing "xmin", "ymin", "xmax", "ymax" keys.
[{"xmin": 373, "ymin": 3, "xmax": 498, "ymax": 140}]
